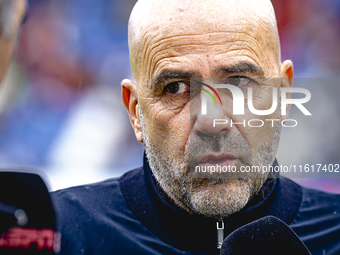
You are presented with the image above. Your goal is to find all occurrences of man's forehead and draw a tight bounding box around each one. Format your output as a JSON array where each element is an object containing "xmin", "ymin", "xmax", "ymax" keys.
[
  {"xmin": 129, "ymin": 0, "xmax": 276, "ymax": 37},
  {"xmin": 128, "ymin": 0, "xmax": 280, "ymax": 83}
]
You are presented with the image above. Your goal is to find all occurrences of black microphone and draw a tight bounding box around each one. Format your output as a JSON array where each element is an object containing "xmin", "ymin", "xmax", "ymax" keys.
[
  {"xmin": 0, "ymin": 171, "xmax": 60, "ymax": 254},
  {"xmin": 220, "ymin": 216, "xmax": 311, "ymax": 255}
]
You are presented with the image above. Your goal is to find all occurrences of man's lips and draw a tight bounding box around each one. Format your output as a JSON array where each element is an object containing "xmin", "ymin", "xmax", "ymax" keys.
[{"xmin": 199, "ymin": 154, "xmax": 237, "ymax": 164}]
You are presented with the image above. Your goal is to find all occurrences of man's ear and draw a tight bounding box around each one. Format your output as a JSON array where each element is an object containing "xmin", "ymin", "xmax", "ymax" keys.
[
  {"xmin": 280, "ymin": 60, "xmax": 294, "ymax": 121},
  {"xmin": 121, "ymin": 79, "xmax": 143, "ymax": 143}
]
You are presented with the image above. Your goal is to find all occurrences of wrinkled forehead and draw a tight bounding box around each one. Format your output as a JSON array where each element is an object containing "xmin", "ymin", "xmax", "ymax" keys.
[
  {"xmin": 129, "ymin": 0, "xmax": 279, "ymax": 82},
  {"xmin": 130, "ymin": 0, "xmax": 275, "ymax": 37}
]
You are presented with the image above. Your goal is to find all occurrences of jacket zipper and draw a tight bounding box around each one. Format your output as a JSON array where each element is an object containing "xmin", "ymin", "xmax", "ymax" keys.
[{"xmin": 216, "ymin": 219, "xmax": 224, "ymax": 250}]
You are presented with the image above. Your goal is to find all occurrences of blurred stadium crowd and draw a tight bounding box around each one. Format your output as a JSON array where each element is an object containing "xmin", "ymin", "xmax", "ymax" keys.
[{"xmin": 0, "ymin": 0, "xmax": 339, "ymax": 191}]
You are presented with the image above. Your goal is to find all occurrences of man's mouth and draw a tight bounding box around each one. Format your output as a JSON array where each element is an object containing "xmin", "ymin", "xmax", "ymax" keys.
[{"xmin": 199, "ymin": 154, "xmax": 237, "ymax": 166}]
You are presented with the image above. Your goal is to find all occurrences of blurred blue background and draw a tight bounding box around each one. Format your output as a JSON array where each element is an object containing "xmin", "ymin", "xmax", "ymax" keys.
[{"xmin": 0, "ymin": 0, "xmax": 339, "ymax": 191}]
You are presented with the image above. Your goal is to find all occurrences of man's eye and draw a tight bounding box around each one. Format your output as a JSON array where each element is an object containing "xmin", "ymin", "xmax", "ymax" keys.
[
  {"xmin": 225, "ymin": 77, "xmax": 252, "ymax": 87},
  {"xmin": 164, "ymin": 82, "xmax": 191, "ymax": 94}
]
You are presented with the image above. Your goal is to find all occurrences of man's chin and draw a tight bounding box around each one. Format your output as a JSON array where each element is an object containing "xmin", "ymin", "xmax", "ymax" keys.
[{"xmin": 188, "ymin": 178, "xmax": 252, "ymax": 218}]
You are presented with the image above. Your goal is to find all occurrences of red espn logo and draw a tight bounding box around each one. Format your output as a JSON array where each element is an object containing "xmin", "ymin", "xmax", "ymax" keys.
[{"xmin": 0, "ymin": 227, "xmax": 60, "ymax": 251}]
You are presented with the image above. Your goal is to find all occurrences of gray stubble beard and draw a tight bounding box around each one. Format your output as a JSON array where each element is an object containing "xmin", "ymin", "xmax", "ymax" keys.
[{"xmin": 139, "ymin": 109, "xmax": 281, "ymax": 218}]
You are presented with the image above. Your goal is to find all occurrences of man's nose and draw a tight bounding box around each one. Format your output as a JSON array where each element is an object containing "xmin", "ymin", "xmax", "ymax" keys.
[{"xmin": 193, "ymin": 99, "xmax": 231, "ymax": 137}]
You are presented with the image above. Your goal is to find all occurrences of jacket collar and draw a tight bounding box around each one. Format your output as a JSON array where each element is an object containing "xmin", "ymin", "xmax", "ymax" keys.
[{"xmin": 119, "ymin": 152, "xmax": 302, "ymax": 254}]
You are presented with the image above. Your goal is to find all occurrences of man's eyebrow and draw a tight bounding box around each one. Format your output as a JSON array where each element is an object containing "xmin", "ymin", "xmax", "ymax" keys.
[
  {"xmin": 216, "ymin": 62, "xmax": 265, "ymax": 77},
  {"xmin": 152, "ymin": 69, "xmax": 198, "ymax": 89},
  {"xmin": 151, "ymin": 62, "xmax": 264, "ymax": 89}
]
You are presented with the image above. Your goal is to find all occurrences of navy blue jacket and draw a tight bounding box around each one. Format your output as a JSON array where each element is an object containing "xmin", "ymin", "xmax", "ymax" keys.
[{"xmin": 51, "ymin": 155, "xmax": 340, "ymax": 254}]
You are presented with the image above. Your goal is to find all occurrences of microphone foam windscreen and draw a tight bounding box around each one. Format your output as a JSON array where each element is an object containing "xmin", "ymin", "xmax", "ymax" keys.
[
  {"xmin": 221, "ymin": 215, "xmax": 311, "ymax": 255},
  {"xmin": 0, "ymin": 171, "xmax": 59, "ymax": 254}
]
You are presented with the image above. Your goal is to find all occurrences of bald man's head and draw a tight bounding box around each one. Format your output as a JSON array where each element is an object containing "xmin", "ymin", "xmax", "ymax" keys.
[
  {"xmin": 128, "ymin": 0, "xmax": 281, "ymax": 83},
  {"xmin": 122, "ymin": 0, "xmax": 293, "ymax": 218}
]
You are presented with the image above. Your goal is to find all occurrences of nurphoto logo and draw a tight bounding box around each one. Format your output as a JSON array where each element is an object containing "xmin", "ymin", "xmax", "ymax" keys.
[{"xmin": 191, "ymin": 78, "xmax": 312, "ymax": 128}]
